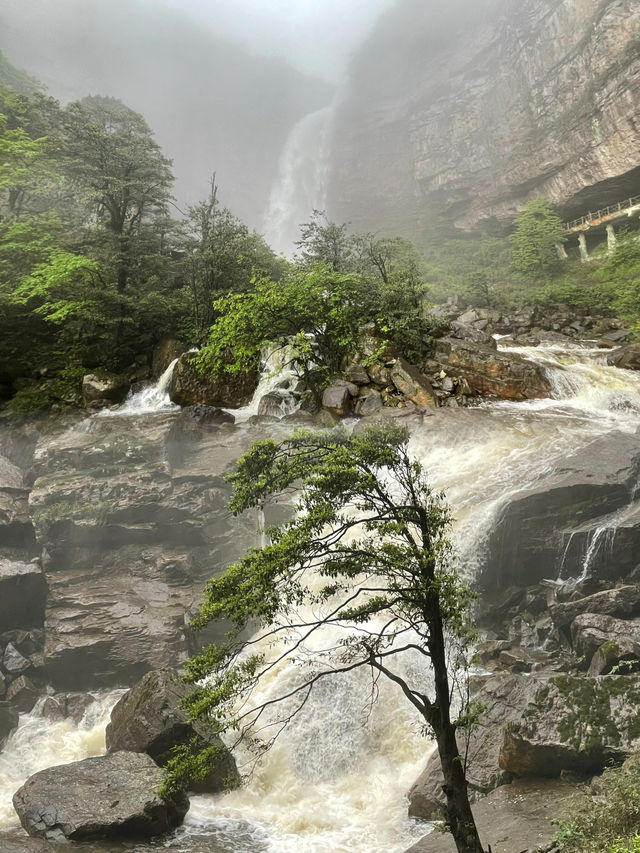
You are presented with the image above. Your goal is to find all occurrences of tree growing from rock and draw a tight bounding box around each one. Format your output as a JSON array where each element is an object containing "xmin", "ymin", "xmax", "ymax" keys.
[
  {"xmin": 167, "ymin": 423, "xmax": 486, "ymax": 853},
  {"xmin": 510, "ymin": 197, "xmax": 566, "ymax": 276}
]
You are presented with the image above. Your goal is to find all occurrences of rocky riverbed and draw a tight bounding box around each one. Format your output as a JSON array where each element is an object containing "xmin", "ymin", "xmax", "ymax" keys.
[{"xmin": 2, "ymin": 307, "xmax": 640, "ymax": 852}]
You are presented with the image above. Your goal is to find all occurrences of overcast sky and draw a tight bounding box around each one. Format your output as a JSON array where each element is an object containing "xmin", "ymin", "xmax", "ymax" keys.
[{"xmin": 159, "ymin": 0, "xmax": 396, "ymax": 81}]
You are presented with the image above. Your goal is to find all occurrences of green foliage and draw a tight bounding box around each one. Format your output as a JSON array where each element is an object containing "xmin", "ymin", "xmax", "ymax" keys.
[
  {"xmin": 553, "ymin": 754, "xmax": 640, "ymax": 853},
  {"xmin": 509, "ymin": 197, "xmax": 566, "ymax": 276},
  {"xmin": 167, "ymin": 423, "xmax": 476, "ymax": 794}
]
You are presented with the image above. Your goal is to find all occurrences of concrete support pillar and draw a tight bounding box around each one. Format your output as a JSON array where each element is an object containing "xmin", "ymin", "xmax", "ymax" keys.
[
  {"xmin": 555, "ymin": 242, "xmax": 569, "ymax": 261},
  {"xmin": 578, "ymin": 233, "xmax": 590, "ymax": 263},
  {"xmin": 606, "ymin": 223, "xmax": 616, "ymax": 254}
]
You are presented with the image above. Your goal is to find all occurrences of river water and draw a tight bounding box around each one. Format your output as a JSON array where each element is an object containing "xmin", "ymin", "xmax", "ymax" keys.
[{"xmin": 2, "ymin": 341, "xmax": 640, "ymax": 852}]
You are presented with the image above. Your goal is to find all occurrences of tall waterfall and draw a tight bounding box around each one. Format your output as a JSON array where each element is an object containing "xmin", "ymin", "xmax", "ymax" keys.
[
  {"xmin": 4, "ymin": 342, "xmax": 640, "ymax": 852},
  {"xmin": 263, "ymin": 104, "xmax": 335, "ymax": 257}
]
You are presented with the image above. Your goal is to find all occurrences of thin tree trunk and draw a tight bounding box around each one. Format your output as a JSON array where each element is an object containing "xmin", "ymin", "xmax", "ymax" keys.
[{"xmin": 428, "ymin": 605, "xmax": 485, "ymax": 853}]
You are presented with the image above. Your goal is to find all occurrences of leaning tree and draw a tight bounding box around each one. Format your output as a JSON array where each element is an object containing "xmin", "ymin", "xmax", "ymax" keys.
[{"xmin": 167, "ymin": 422, "xmax": 485, "ymax": 853}]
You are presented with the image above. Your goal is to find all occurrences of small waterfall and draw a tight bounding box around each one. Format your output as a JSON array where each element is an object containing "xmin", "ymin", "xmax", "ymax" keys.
[
  {"xmin": 229, "ymin": 344, "xmax": 304, "ymax": 423},
  {"xmin": 263, "ymin": 104, "xmax": 334, "ymax": 257},
  {"xmin": 0, "ymin": 691, "xmax": 122, "ymax": 828},
  {"xmin": 100, "ymin": 358, "xmax": 180, "ymax": 417}
]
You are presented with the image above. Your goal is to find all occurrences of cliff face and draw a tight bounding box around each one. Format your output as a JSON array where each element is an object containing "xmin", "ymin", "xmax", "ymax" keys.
[{"xmin": 328, "ymin": 0, "xmax": 640, "ymax": 236}]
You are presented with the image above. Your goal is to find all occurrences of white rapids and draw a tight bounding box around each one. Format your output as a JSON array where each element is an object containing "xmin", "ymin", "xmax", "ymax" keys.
[{"xmin": 3, "ymin": 341, "xmax": 640, "ymax": 852}]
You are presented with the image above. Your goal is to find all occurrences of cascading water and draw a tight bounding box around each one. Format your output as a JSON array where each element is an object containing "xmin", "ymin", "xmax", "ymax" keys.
[
  {"xmin": 107, "ymin": 357, "xmax": 180, "ymax": 416},
  {"xmin": 263, "ymin": 104, "xmax": 334, "ymax": 257},
  {"xmin": 229, "ymin": 344, "xmax": 305, "ymax": 423},
  {"xmin": 4, "ymin": 341, "xmax": 640, "ymax": 852}
]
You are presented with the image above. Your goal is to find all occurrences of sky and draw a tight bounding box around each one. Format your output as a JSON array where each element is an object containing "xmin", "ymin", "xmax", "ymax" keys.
[{"xmin": 159, "ymin": 0, "xmax": 396, "ymax": 82}]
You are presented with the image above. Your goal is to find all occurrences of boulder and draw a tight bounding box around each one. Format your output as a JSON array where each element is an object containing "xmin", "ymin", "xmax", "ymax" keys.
[
  {"xmin": 0, "ymin": 457, "xmax": 37, "ymax": 555},
  {"xmin": 433, "ymin": 338, "xmax": 551, "ymax": 400},
  {"xmin": 405, "ymin": 778, "xmax": 575, "ymax": 853},
  {"xmin": 6, "ymin": 676, "xmax": 40, "ymax": 712},
  {"xmin": 344, "ymin": 363, "xmax": 370, "ymax": 385},
  {"xmin": 449, "ymin": 321, "xmax": 497, "ymax": 348},
  {"xmin": 322, "ymin": 384, "xmax": 353, "ymax": 416},
  {"xmin": 550, "ymin": 585, "xmax": 640, "ymax": 629},
  {"xmin": 499, "ymin": 674, "xmax": 640, "ymax": 777},
  {"xmin": 82, "ymin": 373, "xmax": 130, "ymax": 407},
  {"xmin": 180, "ymin": 405, "xmax": 235, "ymax": 426},
  {"xmin": 356, "ymin": 389, "xmax": 383, "ymax": 416},
  {"xmin": 106, "ymin": 669, "xmax": 239, "ymax": 794},
  {"xmin": 480, "ymin": 432, "xmax": 640, "ymax": 590},
  {"xmin": 607, "ymin": 343, "xmax": 640, "ymax": 370},
  {"xmin": 3, "ymin": 642, "xmax": 31, "ymax": 675},
  {"xmin": 0, "ymin": 700, "xmax": 19, "ymax": 747},
  {"xmin": 257, "ymin": 393, "xmax": 289, "ymax": 418},
  {"xmin": 0, "ymin": 560, "xmax": 46, "ymax": 631},
  {"xmin": 13, "ymin": 751, "xmax": 189, "ymax": 842},
  {"xmin": 389, "ymin": 357, "xmax": 437, "ymax": 408},
  {"xmin": 570, "ymin": 613, "xmax": 640, "ymax": 672},
  {"xmin": 40, "ymin": 693, "xmax": 96, "ymax": 725},
  {"xmin": 151, "ymin": 338, "xmax": 188, "ymax": 379},
  {"xmin": 169, "ymin": 354, "xmax": 257, "ymax": 408}
]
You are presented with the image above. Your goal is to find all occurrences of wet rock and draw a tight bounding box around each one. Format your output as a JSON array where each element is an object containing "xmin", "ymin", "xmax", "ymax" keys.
[
  {"xmin": 433, "ymin": 338, "xmax": 551, "ymax": 401},
  {"xmin": 499, "ymin": 674, "xmax": 640, "ymax": 777},
  {"xmin": 449, "ymin": 321, "xmax": 498, "ymax": 349},
  {"xmin": 3, "ymin": 642, "xmax": 31, "ymax": 675},
  {"xmin": 405, "ymin": 778, "xmax": 575, "ymax": 853},
  {"xmin": 13, "ymin": 751, "xmax": 189, "ymax": 842},
  {"xmin": 106, "ymin": 669, "xmax": 239, "ymax": 793},
  {"xmin": 571, "ymin": 613, "xmax": 640, "ymax": 670},
  {"xmin": 169, "ymin": 353, "xmax": 257, "ymax": 408},
  {"xmin": 257, "ymin": 393, "xmax": 289, "ymax": 418},
  {"xmin": 607, "ymin": 343, "xmax": 640, "ymax": 370},
  {"xmin": 389, "ymin": 357, "xmax": 437, "ymax": 408},
  {"xmin": 481, "ymin": 432, "xmax": 640, "ymax": 591},
  {"xmin": 0, "ymin": 833, "xmax": 55, "ymax": 852},
  {"xmin": 356, "ymin": 389, "xmax": 383, "ymax": 416},
  {"xmin": 322, "ymin": 384, "xmax": 353, "ymax": 416},
  {"xmin": 180, "ymin": 405, "xmax": 235, "ymax": 426},
  {"xmin": 366, "ymin": 362, "xmax": 392, "ymax": 387},
  {"xmin": 550, "ymin": 585, "xmax": 640, "ymax": 629},
  {"xmin": 0, "ymin": 700, "xmax": 19, "ymax": 747},
  {"xmin": 344, "ymin": 363, "xmax": 370, "ymax": 385},
  {"xmin": 0, "ymin": 560, "xmax": 46, "ymax": 631},
  {"xmin": 152, "ymin": 338, "xmax": 188, "ymax": 378},
  {"xmin": 6, "ymin": 676, "xmax": 40, "ymax": 712},
  {"xmin": 82, "ymin": 373, "xmax": 130, "ymax": 407},
  {"xmin": 0, "ymin": 457, "xmax": 37, "ymax": 555},
  {"xmin": 41, "ymin": 693, "xmax": 96, "ymax": 725}
]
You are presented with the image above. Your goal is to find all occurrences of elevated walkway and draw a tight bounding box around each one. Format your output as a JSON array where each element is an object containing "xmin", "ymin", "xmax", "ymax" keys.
[{"xmin": 560, "ymin": 195, "xmax": 640, "ymax": 262}]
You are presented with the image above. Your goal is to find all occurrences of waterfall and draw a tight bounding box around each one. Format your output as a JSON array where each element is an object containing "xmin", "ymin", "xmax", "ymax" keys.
[
  {"xmin": 228, "ymin": 344, "xmax": 305, "ymax": 423},
  {"xmin": 263, "ymin": 104, "xmax": 334, "ymax": 257},
  {"xmin": 98, "ymin": 358, "xmax": 179, "ymax": 417},
  {"xmin": 4, "ymin": 341, "xmax": 640, "ymax": 853}
]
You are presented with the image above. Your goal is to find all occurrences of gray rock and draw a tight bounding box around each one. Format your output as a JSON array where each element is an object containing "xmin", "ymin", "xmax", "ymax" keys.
[
  {"xmin": 389, "ymin": 357, "xmax": 437, "ymax": 408},
  {"xmin": 0, "ymin": 834, "xmax": 55, "ymax": 852},
  {"xmin": 13, "ymin": 751, "xmax": 189, "ymax": 842},
  {"xmin": 405, "ymin": 779, "xmax": 575, "ymax": 853},
  {"xmin": 550, "ymin": 585, "xmax": 640, "ymax": 629},
  {"xmin": 344, "ymin": 363, "xmax": 370, "ymax": 385},
  {"xmin": 570, "ymin": 613, "xmax": 640, "ymax": 673},
  {"xmin": 6, "ymin": 676, "xmax": 40, "ymax": 713},
  {"xmin": 82, "ymin": 373, "xmax": 130, "ymax": 407},
  {"xmin": 356, "ymin": 389, "xmax": 383, "ymax": 416},
  {"xmin": 322, "ymin": 384, "xmax": 352, "ymax": 416},
  {"xmin": 169, "ymin": 353, "xmax": 257, "ymax": 408},
  {"xmin": 151, "ymin": 338, "xmax": 187, "ymax": 379},
  {"xmin": 3, "ymin": 642, "xmax": 31, "ymax": 675},
  {"xmin": 106, "ymin": 669, "xmax": 239, "ymax": 793},
  {"xmin": 0, "ymin": 560, "xmax": 46, "ymax": 632},
  {"xmin": 257, "ymin": 393, "xmax": 289, "ymax": 418}
]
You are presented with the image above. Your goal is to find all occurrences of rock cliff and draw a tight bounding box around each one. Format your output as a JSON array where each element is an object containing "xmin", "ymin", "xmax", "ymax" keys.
[{"xmin": 328, "ymin": 0, "xmax": 640, "ymax": 235}]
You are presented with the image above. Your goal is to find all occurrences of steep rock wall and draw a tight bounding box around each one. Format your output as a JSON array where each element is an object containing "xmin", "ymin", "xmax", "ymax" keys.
[{"xmin": 328, "ymin": 0, "xmax": 640, "ymax": 235}]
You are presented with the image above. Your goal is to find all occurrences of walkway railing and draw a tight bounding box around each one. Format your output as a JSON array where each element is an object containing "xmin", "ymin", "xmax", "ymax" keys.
[{"xmin": 564, "ymin": 194, "xmax": 640, "ymax": 231}]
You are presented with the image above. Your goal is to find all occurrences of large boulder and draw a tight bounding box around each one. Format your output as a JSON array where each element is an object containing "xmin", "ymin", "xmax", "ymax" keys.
[
  {"xmin": 405, "ymin": 778, "xmax": 575, "ymax": 853},
  {"xmin": 0, "ymin": 560, "xmax": 46, "ymax": 631},
  {"xmin": 82, "ymin": 373, "xmax": 130, "ymax": 407},
  {"xmin": 606, "ymin": 344, "xmax": 640, "ymax": 370},
  {"xmin": 322, "ymin": 383, "xmax": 354, "ymax": 416},
  {"xmin": 480, "ymin": 431, "xmax": 640, "ymax": 590},
  {"xmin": 570, "ymin": 613, "xmax": 640, "ymax": 674},
  {"xmin": 389, "ymin": 358, "xmax": 438, "ymax": 407},
  {"xmin": 550, "ymin": 585, "xmax": 640, "ymax": 629},
  {"xmin": 499, "ymin": 674, "xmax": 640, "ymax": 777},
  {"xmin": 13, "ymin": 751, "xmax": 189, "ymax": 842},
  {"xmin": 169, "ymin": 354, "xmax": 257, "ymax": 408},
  {"xmin": 433, "ymin": 337, "xmax": 551, "ymax": 400},
  {"xmin": 106, "ymin": 669, "xmax": 239, "ymax": 793}
]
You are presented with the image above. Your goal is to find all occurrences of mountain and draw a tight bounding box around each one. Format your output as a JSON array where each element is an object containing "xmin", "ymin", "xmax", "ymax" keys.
[
  {"xmin": 0, "ymin": 0, "xmax": 332, "ymax": 228},
  {"xmin": 327, "ymin": 0, "xmax": 640, "ymax": 237}
]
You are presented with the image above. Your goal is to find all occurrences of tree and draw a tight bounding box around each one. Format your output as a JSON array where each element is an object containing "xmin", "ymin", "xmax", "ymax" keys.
[
  {"xmin": 509, "ymin": 197, "xmax": 566, "ymax": 276},
  {"xmin": 63, "ymin": 96, "xmax": 173, "ymax": 292},
  {"xmin": 167, "ymin": 423, "xmax": 485, "ymax": 853},
  {"xmin": 180, "ymin": 178, "xmax": 281, "ymax": 341},
  {"xmin": 295, "ymin": 209, "xmax": 356, "ymax": 272}
]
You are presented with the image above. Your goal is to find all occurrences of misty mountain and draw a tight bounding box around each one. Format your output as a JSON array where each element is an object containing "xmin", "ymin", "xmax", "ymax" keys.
[{"xmin": 0, "ymin": 0, "xmax": 333, "ymax": 229}]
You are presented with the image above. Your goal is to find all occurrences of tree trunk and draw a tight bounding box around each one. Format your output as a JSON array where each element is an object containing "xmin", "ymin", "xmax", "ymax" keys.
[{"xmin": 428, "ymin": 605, "xmax": 485, "ymax": 853}]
